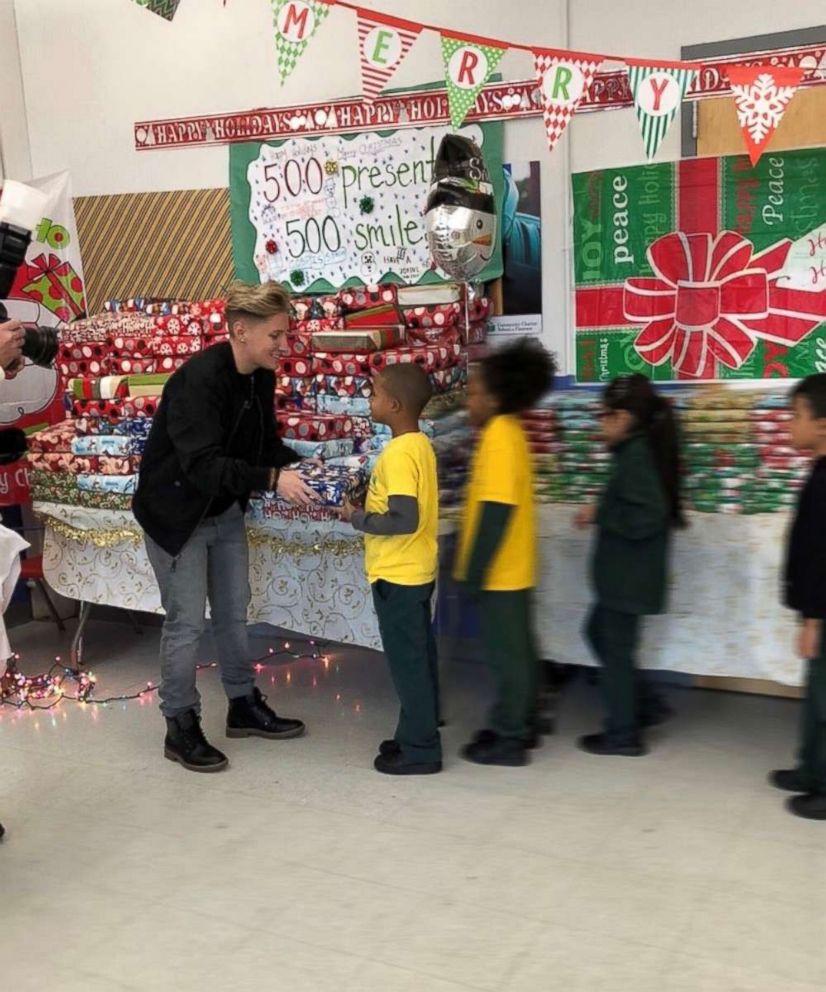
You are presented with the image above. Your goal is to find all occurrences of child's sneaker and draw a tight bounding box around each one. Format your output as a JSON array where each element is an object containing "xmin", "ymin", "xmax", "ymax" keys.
[
  {"xmin": 461, "ymin": 734, "xmax": 529, "ymax": 767},
  {"xmin": 578, "ymin": 732, "xmax": 647, "ymax": 757},
  {"xmin": 374, "ymin": 751, "xmax": 442, "ymax": 776},
  {"xmin": 769, "ymin": 768, "xmax": 811, "ymax": 792},
  {"xmin": 787, "ymin": 793, "xmax": 826, "ymax": 820}
]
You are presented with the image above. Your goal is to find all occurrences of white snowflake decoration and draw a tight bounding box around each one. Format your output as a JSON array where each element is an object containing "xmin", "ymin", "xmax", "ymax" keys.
[{"xmin": 731, "ymin": 72, "xmax": 797, "ymax": 144}]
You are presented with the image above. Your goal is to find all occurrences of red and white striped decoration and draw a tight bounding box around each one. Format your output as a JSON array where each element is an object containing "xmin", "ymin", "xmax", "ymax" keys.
[{"xmin": 357, "ymin": 10, "xmax": 420, "ymax": 104}]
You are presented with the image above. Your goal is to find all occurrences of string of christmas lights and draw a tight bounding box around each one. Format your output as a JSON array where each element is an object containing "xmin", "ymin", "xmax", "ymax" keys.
[{"xmin": 0, "ymin": 637, "xmax": 331, "ymax": 712}]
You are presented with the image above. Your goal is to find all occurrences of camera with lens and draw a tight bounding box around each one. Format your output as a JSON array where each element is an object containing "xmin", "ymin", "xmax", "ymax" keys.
[{"xmin": 0, "ymin": 180, "xmax": 62, "ymax": 369}]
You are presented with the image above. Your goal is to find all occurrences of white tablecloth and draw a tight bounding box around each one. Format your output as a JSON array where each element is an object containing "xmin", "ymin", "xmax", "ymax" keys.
[
  {"xmin": 37, "ymin": 502, "xmax": 383, "ymax": 651},
  {"xmin": 38, "ymin": 502, "xmax": 805, "ymax": 685},
  {"xmin": 535, "ymin": 505, "xmax": 803, "ymax": 686}
]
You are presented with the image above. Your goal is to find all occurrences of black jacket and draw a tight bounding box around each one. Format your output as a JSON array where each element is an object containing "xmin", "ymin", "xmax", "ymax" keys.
[
  {"xmin": 591, "ymin": 433, "xmax": 670, "ymax": 615},
  {"xmin": 133, "ymin": 343, "xmax": 299, "ymax": 556},
  {"xmin": 784, "ymin": 457, "xmax": 826, "ymax": 620}
]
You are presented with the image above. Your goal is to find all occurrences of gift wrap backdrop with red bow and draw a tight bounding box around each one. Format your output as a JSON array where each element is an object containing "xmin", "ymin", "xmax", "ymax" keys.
[{"xmin": 573, "ymin": 148, "xmax": 826, "ymax": 382}]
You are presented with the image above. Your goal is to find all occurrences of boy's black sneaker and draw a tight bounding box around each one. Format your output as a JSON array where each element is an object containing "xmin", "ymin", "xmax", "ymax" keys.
[
  {"xmin": 769, "ymin": 768, "xmax": 812, "ymax": 793},
  {"xmin": 473, "ymin": 727, "xmax": 541, "ymax": 751},
  {"xmin": 379, "ymin": 738, "xmax": 401, "ymax": 757},
  {"xmin": 374, "ymin": 751, "xmax": 442, "ymax": 776},
  {"xmin": 787, "ymin": 793, "xmax": 826, "ymax": 820},
  {"xmin": 578, "ymin": 732, "xmax": 647, "ymax": 757},
  {"xmin": 227, "ymin": 688, "xmax": 305, "ymax": 740},
  {"xmin": 165, "ymin": 710, "xmax": 229, "ymax": 772},
  {"xmin": 461, "ymin": 735, "xmax": 529, "ymax": 767}
]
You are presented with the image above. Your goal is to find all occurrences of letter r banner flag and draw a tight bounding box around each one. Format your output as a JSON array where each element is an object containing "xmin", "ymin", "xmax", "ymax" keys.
[
  {"xmin": 441, "ymin": 35, "xmax": 507, "ymax": 130},
  {"xmin": 534, "ymin": 52, "xmax": 602, "ymax": 153}
]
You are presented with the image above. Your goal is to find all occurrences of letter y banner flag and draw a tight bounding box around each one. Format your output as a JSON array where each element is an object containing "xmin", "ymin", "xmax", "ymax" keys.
[
  {"xmin": 358, "ymin": 11, "xmax": 421, "ymax": 103},
  {"xmin": 441, "ymin": 35, "xmax": 507, "ymax": 129},
  {"xmin": 628, "ymin": 64, "xmax": 697, "ymax": 159},
  {"xmin": 272, "ymin": 0, "xmax": 332, "ymax": 84},
  {"xmin": 534, "ymin": 52, "xmax": 602, "ymax": 153}
]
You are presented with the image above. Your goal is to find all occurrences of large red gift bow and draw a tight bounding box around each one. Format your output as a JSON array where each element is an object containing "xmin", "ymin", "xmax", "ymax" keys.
[{"xmin": 576, "ymin": 158, "xmax": 826, "ymax": 379}]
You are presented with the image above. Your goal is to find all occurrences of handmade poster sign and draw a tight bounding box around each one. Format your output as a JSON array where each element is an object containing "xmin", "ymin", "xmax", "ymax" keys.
[
  {"xmin": 230, "ymin": 121, "xmax": 504, "ymax": 292},
  {"xmin": 573, "ymin": 149, "xmax": 826, "ymax": 382}
]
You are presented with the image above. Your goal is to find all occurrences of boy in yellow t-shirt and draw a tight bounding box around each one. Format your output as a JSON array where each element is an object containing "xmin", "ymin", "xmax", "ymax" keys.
[
  {"xmin": 455, "ymin": 338, "xmax": 556, "ymax": 767},
  {"xmin": 339, "ymin": 363, "xmax": 441, "ymax": 776}
]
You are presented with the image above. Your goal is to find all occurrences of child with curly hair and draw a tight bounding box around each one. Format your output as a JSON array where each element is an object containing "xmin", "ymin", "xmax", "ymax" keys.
[{"xmin": 454, "ymin": 338, "xmax": 557, "ymax": 767}]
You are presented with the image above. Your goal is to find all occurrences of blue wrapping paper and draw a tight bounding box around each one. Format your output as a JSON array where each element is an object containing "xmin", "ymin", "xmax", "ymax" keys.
[
  {"xmin": 315, "ymin": 395, "xmax": 372, "ymax": 416},
  {"xmin": 288, "ymin": 438, "xmax": 355, "ymax": 459},
  {"xmin": 76, "ymin": 474, "xmax": 138, "ymax": 495},
  {"xmin": 72, "ymin": 435, "xmax": 144, "ymax": 457}
]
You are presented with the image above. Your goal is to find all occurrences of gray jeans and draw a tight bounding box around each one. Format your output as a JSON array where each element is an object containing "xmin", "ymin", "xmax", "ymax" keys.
[{"xmin": 145, "ymin": 504, "xmax": 254, "ymax": 718}]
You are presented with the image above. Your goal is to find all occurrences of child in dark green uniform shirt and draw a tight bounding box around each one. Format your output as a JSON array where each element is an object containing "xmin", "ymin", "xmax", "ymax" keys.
[
  {"xmin": 772, "ymin": 374, "xmax": 826, "ymax": 820},
  {"xmin": 575, "ymin": 374, "xmax": 684, "ymax": 757}
]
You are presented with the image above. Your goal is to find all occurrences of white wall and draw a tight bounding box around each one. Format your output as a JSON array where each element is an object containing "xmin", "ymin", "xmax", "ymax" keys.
[
  {"xmin": 8, "ymin": 0, "xmax": 826, "ymax": 371},
  {"xmin": 0, "ymin": 0, "xmax": 31, "ymax": 180}
]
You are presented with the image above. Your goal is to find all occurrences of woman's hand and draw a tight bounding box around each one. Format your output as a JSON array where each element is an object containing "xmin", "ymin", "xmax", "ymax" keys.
[
  {"xmin": 574, "ymin": 504, "xmax": 597, "ymax": 530},
  {"xmin": 276, "ymin": 470, "xmax": 320, "ymax": 507},
  {"xmin": 0, "ymin": 320, "xmax": 24, "ymax": 372}
]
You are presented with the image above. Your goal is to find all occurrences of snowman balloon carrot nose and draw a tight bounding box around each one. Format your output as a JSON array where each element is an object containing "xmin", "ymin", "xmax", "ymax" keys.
[{"xmin": 424, "ymin": 134, "xmax": 498, "ymax": 282}]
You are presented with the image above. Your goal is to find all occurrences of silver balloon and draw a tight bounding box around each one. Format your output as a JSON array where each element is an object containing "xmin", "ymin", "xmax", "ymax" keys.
[
  {"xmin": 426, "ymin": 203, "xmax": 497, "ymax": 281},
  {"xmin": 424, "ymin": 134, "xmax": 497, "ymax": 282}
]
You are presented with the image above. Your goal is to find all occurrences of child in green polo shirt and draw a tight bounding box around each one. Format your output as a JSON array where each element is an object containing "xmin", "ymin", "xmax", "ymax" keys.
[{"xmin": 575, "ymin": 373, "xmax": 684, "ymax": 757}]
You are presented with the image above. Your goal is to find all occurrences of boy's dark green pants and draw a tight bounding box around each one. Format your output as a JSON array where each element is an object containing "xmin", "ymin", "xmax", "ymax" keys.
[
  {"xmin": 586, "ymin": 604, "xmax": 642, "ymax": 739},
  {"xmin": 372, "ymin": 579, "xmax": 441, "ymax": 764},
  {"xmin": 798, "ymin": 652, "xmax": 826, "ymax": 794},
  {"xmin": 479, "ymin": 589, "xmax": 538, "ymax": 740}
]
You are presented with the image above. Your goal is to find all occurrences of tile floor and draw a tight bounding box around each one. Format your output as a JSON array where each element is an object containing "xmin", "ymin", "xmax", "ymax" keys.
[{"xmin": 1, "ymin": 617, "xmax": 825, "ymax": 991}]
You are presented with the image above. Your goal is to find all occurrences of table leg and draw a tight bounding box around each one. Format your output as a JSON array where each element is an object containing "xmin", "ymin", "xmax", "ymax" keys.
[{"xmin": 70, "ymin": 601, "xmax": 92, "ymax": 671}]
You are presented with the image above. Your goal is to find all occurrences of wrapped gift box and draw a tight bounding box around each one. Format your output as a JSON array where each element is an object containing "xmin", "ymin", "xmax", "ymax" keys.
[
  {"xmin": 287, "ymin": 438, "xmax": 355, "ymax": 459},
  {"xmin": 338, "ymin": 285, "xmax": 399, "ymax": 311},
  {"xmin": 76, "ymin": 474, "xmax": 138, "ymax": 495},
  {"xmin": 313, "ymin": 375, "xmax": 372, "ymax": 399},
  {"xmin": 311, "ymin": 326, "xmax": 405, "ymax": 353},
  {"xmin": 72, "ymin": 434, "xmax": 143, "ymax": 457},
  {"xmin": 344, "ymin": 303, "xmax": 402, "ymax": 328},
  {"xmin": 277, "ymin": 413, "xmax": 354, "ymax": 440},
  {"xmin": 28, "ymin": 421, "xmax": 76, "ymax": 453},
  {"xmin": 73, "ymin": 396, "xmax": 160, "ymax": 422},
  {"xmin": 29, "ymin": 452, "xmax": 97, "ymax": 475},
  {"xmin": 397, "ymin": 284, "xmax": 461, "ymax": 306}
]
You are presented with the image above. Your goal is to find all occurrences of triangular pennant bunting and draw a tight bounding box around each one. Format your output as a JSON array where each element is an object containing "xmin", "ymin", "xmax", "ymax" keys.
[
  {"xmin": 725, "ymin": 64, "xmax": 804, "ymax": 165},
  {"xmin": 271, "ymin": 0, "xmax": 331, "ymax": 84},
  {"xmin": 132, "ymin": 0, "xmax": 181, "ymax": 19},
  {"xmin": 534, "ymin": 52, "xmax": 601, "ymax": 152},
  {"xmin": 627, "ymin": 65, "xmax": 697, "ymax": 159},
  {"xmin": 357, "ymin": 11, "xmax": 421, "ymax": 103},
  {"xmin": 441, "ymin": 35, "xmax": 507, "ymax": 129}
]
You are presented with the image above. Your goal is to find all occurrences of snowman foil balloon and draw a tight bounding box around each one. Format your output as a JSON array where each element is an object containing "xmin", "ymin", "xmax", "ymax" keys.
[{"xmin": 425, "ymin": 135, "xmax": 497, "ymax": 281}]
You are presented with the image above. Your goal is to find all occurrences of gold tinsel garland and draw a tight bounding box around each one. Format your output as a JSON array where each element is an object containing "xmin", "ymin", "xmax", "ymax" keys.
[{"xmin": 37, "ymin": 513, "xmax": 363, "ymax": 558}]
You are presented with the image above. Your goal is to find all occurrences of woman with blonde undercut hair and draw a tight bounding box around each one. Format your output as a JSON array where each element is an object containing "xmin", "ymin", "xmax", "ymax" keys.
[{"xmin": 134, "ymin": 281, "xmax": 317, "ymax": 773}]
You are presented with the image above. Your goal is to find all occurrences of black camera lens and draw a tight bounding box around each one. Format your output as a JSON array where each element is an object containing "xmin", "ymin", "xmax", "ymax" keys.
[{"xmin": 21, "ymin": 325, "xmax": 59, "ymax": 368}]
